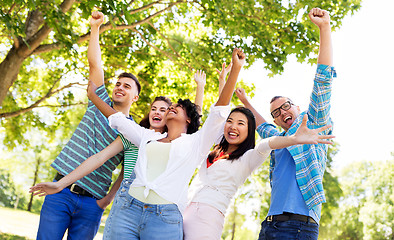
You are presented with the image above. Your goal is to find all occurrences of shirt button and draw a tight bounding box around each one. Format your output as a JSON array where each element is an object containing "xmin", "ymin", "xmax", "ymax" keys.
[{"xmin": 121, "ymin": 189, "xmax": 126, "ymax": 192}]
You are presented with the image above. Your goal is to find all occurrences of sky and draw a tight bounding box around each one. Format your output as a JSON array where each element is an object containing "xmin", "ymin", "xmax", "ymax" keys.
[{"xmin": 239, "ymin": 0, "xmax": 394, "ymax": 169}]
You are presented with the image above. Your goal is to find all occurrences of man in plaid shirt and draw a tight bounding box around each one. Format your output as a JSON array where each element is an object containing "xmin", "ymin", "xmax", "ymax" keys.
[{"xmin": 255, "ymin": 8, "xmax": 336, "ymax": 239}]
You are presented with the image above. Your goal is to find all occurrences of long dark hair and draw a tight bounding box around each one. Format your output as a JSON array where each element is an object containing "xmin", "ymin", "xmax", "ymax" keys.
[
  {"xmin": 207, "ymin": 107, "xmax": 256, "ymax": 163},
  {"xmin": 177, "ymin": 98, "xmax": 201, "ymax": 134},
  {"xmin": 139, "ymin": 96, "xmax": 172, "ymax": 132}
]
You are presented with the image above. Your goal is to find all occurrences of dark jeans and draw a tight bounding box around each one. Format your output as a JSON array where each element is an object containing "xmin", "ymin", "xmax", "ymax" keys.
[{"xmin": 258, "ymin": 219, "xmax": 319, "ymax": 240}]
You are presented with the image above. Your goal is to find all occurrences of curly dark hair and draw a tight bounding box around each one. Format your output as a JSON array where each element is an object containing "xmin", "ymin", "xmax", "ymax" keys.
[
  {"xmin": 177, "ymin": 98, "xmax": 201, "ymax": 134},
  {"xmin": 207, "ymin": 107, "xmax": 256, "ymax": 163},
  {"xmin": 139, "ymin": 96, "xmax": 172, "ymax": 132}
]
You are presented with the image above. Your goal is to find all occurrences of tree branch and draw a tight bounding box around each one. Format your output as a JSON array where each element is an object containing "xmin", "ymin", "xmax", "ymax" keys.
[
  {"xmin": 0, "ymin": 80, "xmax": 84, "ymax": 119},
  {"xmin": 32, "ymin": 0, "xmax": 184, "ymax": 55}
]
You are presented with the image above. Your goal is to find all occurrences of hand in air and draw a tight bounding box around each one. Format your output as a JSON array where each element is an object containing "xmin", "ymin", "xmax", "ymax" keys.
[
  {"xmin": 232, "ymin": 48, "xmax": 246, "ymax": 68},
  {"xmin": 216, "ymin": 62, "xmax": 232, "ymax": 82},
  {"xmin": 194, "ymin": 70, "xmax": 206, "ymax": 87},
  {"xmin": 90, "ymin": 11, "xmax": 104, "ymax": 28},
  {"xmin": 308, "ymin": 8, "xmax": 330, "ymax": 28},
  {"xmin": 294, "ymin": 115, "xmax": 334, "ymax": 145},
  {"xmin": 29, "ymin": 182, "xmax": 63, "ymax": 197},
  {"xmin": 235, "ymin": 88, "xmax": 248, "ymax": 103}
]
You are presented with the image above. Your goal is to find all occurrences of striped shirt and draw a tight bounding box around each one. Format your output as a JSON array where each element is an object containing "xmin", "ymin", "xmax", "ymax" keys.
[
  {"xmin": 51, "ymin": 85, "xmax": 129, "ymax": 199},
  {"xmin": 257, "ymin": 64, "xmax": 336, "ymax": 213},
  {"xmin": 119, "ymin": 134, "xmax": 139, "ymax": 179}
]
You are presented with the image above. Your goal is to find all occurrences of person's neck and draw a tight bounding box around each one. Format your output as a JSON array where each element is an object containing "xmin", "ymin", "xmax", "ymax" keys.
[
  {"xmin": 164, "ymin": 121, "xmax": 187, "ymax": 142},
  {"xmin": 113, "ymin": 103, "xmax": 131, "ymax": 117},
  {"xmin": 226, "ymin": 144, "xmax": 238, "ymax": 155}
]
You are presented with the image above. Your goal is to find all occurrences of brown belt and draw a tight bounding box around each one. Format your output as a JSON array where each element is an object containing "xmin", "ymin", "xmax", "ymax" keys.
[
  {"xmin": 55, "ymin": 173, "xmax": 94, "ymax": 198},
  {"xmin": 266, "ymin": 213, "xmax": 317, "ymax": 224}
]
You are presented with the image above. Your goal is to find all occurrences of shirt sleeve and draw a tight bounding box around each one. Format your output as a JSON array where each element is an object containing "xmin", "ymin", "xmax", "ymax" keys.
[
  {"xmin": 87, "ymin": 84, "xmax": 111, "ymax": 109},
  {"xmin": 109, "ymin": 112, "xmax": 147, "ymax": 147},
  {"xmin": 194, "ymin": 104, "xmax": 231, "ymax": 160},
  {"xmin": 243, "ymin": 138, "xmax": 272, "ymax": 173},
  {"xmin": 308, "ymin": 64, "xmax": 336, "ymax": 127},
  {"xmin": 256, "ymin": 122, "xmax": 280, "ymax": 139}
]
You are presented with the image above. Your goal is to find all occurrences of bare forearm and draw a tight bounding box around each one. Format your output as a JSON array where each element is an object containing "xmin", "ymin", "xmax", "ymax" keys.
[
  {"xmin": 242, "ymin": 100, "xmax": 266, "ymax": 127},
  {"xmin": 88, "ymin": 27, "xmax": 104, "ymax": 86},
  {"xmin": 317, "ymin": 24, "xmax": 332, "ymax": 66},
  {"xmin": 216, "ymin": 65, "xmax": 241, "ymax": 106},
  {"xmin": 194, "ymin": 84, "xmax": 205, "ymax": 114},
  {"xmin": 267, "ymin": 135, "xmax": 298, "ymax": 150},
  {"xmin": 89, "ymin": 89, "xmax": 117, "ymax": 118},
  {"xmin": 101, "ymin": 167, "xmax": 124, "ymax": 203}
]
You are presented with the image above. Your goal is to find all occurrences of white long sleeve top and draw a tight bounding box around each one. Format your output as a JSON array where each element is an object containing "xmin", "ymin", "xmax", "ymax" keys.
[
  {"xmin": 108, "ymin": 105, "xmax": 231, "ymax": 213},
  {"xmin": 188, "ymin": 139, "xmax": 273, "ymax": 215}
]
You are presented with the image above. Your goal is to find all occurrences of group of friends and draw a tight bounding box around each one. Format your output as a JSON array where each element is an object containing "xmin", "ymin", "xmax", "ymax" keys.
[{"xmin": 30, "ymin": 7, "xmax": 336, "ymax": 240}]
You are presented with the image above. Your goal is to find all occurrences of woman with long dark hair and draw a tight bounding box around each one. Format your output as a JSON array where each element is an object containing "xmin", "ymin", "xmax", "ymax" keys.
[{"xmin": 183, "ymin": 107, "xmax": 334, "ymax": 240}]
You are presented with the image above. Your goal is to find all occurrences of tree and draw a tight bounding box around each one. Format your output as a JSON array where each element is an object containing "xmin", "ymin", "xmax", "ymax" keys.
[
  {"xmin": 322, "ymin": 160, "xmax": 394, "ymax": 240},
  {"xmin": 0, "ymin": 0, "xmax": 361, "ymax": 149}
]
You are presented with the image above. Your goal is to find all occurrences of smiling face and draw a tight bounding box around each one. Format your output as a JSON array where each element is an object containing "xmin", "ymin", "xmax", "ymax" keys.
[
  {"xmin": 166, "ymin": 103, "xmax": 190, "ymax": 126},
  {"xmin": 224, "ymin": 111, "xmax": 249, "ymax": 147},
  {"xmin": 270, "ymin": 97, "xmax": 300, "ymax": 131},
  {"xmin": 112, "ymin": 77, "xmax": 139, "ymax": 106},
  {"xmin": 148, "ymin": 100, "xmax": 170, "ymax": 131}
]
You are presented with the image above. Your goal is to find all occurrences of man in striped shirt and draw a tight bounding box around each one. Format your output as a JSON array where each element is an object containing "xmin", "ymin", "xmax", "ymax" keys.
[
  {"xmin": 36, "ymin": 12, "xmax": 141, "ymax": 239},
  {"xmin": 256, "ymin": 8, "xmax": 336, "ymax": 240}
]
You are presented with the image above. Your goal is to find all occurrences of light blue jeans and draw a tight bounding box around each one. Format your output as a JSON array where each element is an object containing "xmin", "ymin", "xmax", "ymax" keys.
[{"xmin": 103, "ymin": 174, "xmax": 183, "ymax": 240}]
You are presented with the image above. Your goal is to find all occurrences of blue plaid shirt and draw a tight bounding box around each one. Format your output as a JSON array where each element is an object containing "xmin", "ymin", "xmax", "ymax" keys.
[{"xmin": 257, "ymin": 64, "xmax": 336, "ymax": 210}]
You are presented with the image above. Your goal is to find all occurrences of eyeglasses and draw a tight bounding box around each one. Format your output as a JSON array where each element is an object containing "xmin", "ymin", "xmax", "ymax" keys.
[{"xmin": 271, "ymin": 101, "xmax": 293, "ymax": 118}]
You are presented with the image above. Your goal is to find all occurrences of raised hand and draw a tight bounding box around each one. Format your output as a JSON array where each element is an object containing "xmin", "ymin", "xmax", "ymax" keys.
[
  {"xmin": 235, "ymin": 88, "xmax": 248, "ymax": 104},
  {"xmin": 194, "ymin": 70, "xmax": 206, "ymax": 87},
  {"xmin": 294, "ymin": 115, "xmax": 334, "ymax": 145},
  {"xmin": 216, "ymin": 62, "xmax": 232, "ymax": 81},
  {"xmin": 29, "ymin": 182, "xmax": 63, "ymax": 197},
  {"xmin": 90, "ymin": 11, "xmax": 104, "ymax": 28},
  {"xmin": 308, "ymin": 8, "xmax": 330, "ymax": 28},
  {"xmin": 232, "ymin": 48, "xmax": 246, "ymax": 69}
]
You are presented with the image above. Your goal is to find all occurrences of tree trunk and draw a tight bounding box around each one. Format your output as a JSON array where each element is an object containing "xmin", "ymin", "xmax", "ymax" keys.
[
  {"xmin": 0, "ymin": 46, "xmax": 25, "ymax": 107},
  {"xmin": 27, "ymin": 157, "xmax": 41, "ymax": 212}
]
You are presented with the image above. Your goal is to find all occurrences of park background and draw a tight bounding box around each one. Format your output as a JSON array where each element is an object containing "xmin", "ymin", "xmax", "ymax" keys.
[{"xmin": 0, "ymin": 0, "xmax": 393, "ymax": 239}]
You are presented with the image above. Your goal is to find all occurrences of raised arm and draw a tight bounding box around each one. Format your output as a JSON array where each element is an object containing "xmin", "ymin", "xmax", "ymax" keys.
[
  {"xmin": 194, "ymin": 70, "xmax": 206, "ymax": 114},
  {"xmin": 215, "ymin": 62, "xmax": 232, "ymax": 95},
  {"xmin": 215, "ymin": 48, "xmax": 245, "ymax": 106},
  {"xmin": 30, "ymin": 137, "xmax": 124, "ymax": 197},
  {"xmin": 309, "ymin": 8, "xmax": 332, "ymax": 66},
  {"xmin": 235, "ymin": 88, "xmax": 267, "ymax": 127},
  {"xmin": 88, "ymin": 11, "xmax": 105, "ymax": 87}
]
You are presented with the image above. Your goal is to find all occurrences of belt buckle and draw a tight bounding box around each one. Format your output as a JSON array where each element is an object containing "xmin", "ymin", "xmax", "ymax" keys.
[
  {"xmin": 69, "ymin": 184, "xmax": 79, "ymax": 194},
  {"xmin": 266, "ymin": 215, "xmax": 273, "ymax": 222}
]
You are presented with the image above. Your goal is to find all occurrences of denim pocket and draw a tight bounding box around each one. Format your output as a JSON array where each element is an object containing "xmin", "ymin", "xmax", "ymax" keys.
[{"xmin": 159, "ymin": 207, "xmax": 182, "ymax": 224}]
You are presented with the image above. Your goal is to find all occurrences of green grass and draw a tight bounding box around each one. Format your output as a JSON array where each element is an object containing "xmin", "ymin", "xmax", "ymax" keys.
[
  {"xmin": 0, "ymin": 207, "xmax": 104, "ymax": 239},
  {"xmin": 0, "ymin": 232, "xmax": 30, "ymax": 240}
]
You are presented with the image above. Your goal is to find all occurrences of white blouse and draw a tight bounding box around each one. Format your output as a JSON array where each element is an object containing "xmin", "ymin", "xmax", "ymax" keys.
[
  {"xmin": 188, "ymin": 139, "xmax": 272, "ymax": 215},
  {"xmin": 108, "ymin": 104, "xmax": 231, "ymax": 213}
]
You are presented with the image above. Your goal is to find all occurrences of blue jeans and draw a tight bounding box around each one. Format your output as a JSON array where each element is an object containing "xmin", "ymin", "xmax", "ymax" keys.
[
  {"xmin": 258, "ymin": 219, "xmax": 319, "ymax": 240},
  {"xmin": 37, "ymin": 186, "xmax": 104, "ymax": 240},
  {"xmin": 103, "ymin": 175, "xmax": 183, "ymax": 240}
]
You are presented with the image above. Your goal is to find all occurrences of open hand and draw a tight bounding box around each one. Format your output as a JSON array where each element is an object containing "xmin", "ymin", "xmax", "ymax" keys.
[
  {"xmin": 90, "ymin": 11, "xmax": 104, "ymax": 28},
  {"xmin": 235, "ymin": 88, "xmax": 248, "ymax": 103},
  {"xmin": 308, "ymin": 8, "xmax": 330, "ymax": 28},
  {"xmin": 29, "ymin": 182, "xmax": 63, "ymax": 197},
  {"xmin": 194, "ymin": 70, "xmax": 206, "ymax": 87},
  {"xmin": 294, "ymin": 115, "xmax": 334, "ymax": 145},
  {"xmin": 216, "ymin": 62, "xmax": 232, "ymax": 81}
]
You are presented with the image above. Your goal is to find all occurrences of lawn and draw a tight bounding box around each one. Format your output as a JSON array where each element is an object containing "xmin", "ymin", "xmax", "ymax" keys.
[{"xmin": 0, "ymin": 207, "xmax": 104, "ymax": 239}]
